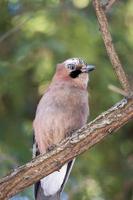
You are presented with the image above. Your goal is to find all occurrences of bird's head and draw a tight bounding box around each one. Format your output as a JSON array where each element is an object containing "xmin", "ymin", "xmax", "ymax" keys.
[{"xmin": 53, "ymin": 58, "xmax": 95, "ymax": 89}]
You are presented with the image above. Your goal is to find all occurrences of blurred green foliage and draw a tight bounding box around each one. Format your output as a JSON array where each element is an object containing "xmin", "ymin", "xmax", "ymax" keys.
[{"xmin": 0, "ymin": 0, "xmax": 133, "ymax": 199}]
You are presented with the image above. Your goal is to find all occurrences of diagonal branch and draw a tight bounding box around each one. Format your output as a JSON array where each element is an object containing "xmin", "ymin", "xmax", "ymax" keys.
[
  {"xmin": 0, "ymin": 17, "xmax": 30, "ymax": 44},
  {"xmin": 0, "ymin": 97, "xmax": 133, "ymax": 199},
  {"xmin": 108, "ymin": 84, "xmax": 127, "ymax": 96},
  {"xmin": 93, "ymin": 0, "xmax": 131, "ymax": 95},
  {"xmin": 104, "ymin": 0, "xmax": 118, "ymax": 12}
]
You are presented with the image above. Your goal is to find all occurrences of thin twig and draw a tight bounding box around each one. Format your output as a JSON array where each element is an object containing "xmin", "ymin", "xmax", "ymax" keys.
[
  {"xmin": 104, "ymin": 0, "xmax": 118, "ymax": 12},
  {"xmin": 0, "ymin": 17, "xmax": 30, "ymax": 43},
  {"xmin": 93, "ymin": 0, "xmax": 131, "ymax": 95},
  {"xmin": 108, "ymin": 84, "xmax": 128, "ymax": 96}
]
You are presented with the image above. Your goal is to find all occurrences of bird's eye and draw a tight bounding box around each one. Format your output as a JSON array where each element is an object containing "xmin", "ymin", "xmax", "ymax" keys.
[{"xmin": 67, "ymin": 64, "xmax": 76, "ymax": 71}]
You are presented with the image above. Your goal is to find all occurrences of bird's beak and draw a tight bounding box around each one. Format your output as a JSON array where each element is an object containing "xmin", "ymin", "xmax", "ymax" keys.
[{"xmin": 81, "ymin": 65, "xmax": 95, "ymax": 73}]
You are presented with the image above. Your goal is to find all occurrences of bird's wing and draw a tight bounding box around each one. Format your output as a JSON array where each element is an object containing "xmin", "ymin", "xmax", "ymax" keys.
[{"xmin": 60, "ymin": 158, "xmax": 76, "ymax": 192}]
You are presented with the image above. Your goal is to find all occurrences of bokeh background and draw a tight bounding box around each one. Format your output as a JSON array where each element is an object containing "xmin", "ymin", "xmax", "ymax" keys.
[{"xmin": 0, "ymin": 0, "xmax": 133, "ymax": 199}]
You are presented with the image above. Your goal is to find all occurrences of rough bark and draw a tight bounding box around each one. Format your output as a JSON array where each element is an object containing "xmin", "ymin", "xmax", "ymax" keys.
[
  {"xmin": 0, "ymin": 97, "xmax": 133, "ymax": 200},
  {"xmin": 93, "ymin": 0, "xmax": 131, "ymax": 94}
]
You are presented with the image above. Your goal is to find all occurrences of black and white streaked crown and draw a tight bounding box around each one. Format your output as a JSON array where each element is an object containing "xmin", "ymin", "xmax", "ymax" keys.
[{"xmin": 64, "ymin": 58, "xmax": 86, "ymax": 67}]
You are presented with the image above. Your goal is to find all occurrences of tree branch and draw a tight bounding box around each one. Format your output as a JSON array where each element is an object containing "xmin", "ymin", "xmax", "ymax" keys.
[
  {"xmin": 0, "ymin": 97, "xmax": 133, "ymax": 199},
  {"xmin": 0, "ymin": 17, "xmax": 30, "ymax": 44},
  {"xmin": 108, "ymin": 84, "xmax": 127, "ymax": 96},
  {"xmin": 104, "ymin": 0, "xmax": 118, "ymax": 12},
  {"xmin": 0, "ymin": 1, "xmax": 132, "ymax": 199},
  {"xmin": 93, "ymin": 0, "xmax": 131, "ymax": 94}
]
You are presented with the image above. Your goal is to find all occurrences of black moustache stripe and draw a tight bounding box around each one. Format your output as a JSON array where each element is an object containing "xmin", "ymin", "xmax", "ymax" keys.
[{"xmin": 70, "ymin": 70, "xmax": 81, "ymax": 78}]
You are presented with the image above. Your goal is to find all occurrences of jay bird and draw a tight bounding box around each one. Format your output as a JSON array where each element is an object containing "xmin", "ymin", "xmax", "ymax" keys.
[{"xmin": 33, "ymin": 58, "xmax": 95, "ymax": 200}]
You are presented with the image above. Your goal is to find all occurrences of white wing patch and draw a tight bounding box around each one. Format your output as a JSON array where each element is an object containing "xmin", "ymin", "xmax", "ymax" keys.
[
  {"xmin": 32, "ymin": 142, "xmax": 36, "ymax": 159},
  {"xmin": 41, "ymin": 164, "xmax": 68, "ymax": 196}
]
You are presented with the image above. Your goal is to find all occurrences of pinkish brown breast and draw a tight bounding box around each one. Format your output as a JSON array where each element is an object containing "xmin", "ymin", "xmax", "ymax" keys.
[{"xmin": 33, "ymin": 80, "xmax": 89, "ymax": 153}]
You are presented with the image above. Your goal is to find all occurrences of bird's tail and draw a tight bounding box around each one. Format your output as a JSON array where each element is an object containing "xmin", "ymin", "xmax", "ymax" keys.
[{"xmin": 35, "ymin": 183, "xmax": 60, "ymax": 200}]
